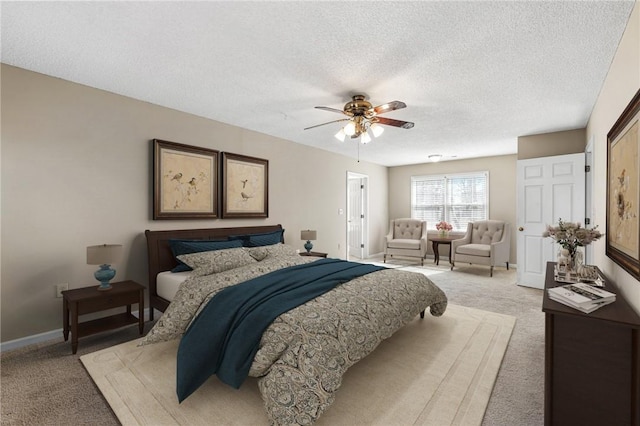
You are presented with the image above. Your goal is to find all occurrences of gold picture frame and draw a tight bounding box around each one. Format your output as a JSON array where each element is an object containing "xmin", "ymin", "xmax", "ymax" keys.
[
  {"xmin": 606, "ymin": 88, "xmax": 640, "ymax": 279},
  {"xmin": 153, "ymin": 139, "xmax": 218, "ymax": 220},
  {"xmin": 221, "ymin": 152, "xmax": 268, "ymax": 218}
]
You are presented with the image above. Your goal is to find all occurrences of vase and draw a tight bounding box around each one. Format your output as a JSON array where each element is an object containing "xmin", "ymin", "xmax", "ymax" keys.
[
  {"xmin": 557, "ymin": 247, "xmax": 583, "ymax": 276},
  {"xmin": 557, "ymin": 248, "xmax": 571, "ymax": 272},
  {"xmin": 439, "ymin": 230, "xmax": 448, "ymax": 238},
  {"xmin": 571, "ymin": 250, "xmax": 584, "ymax": 273}
]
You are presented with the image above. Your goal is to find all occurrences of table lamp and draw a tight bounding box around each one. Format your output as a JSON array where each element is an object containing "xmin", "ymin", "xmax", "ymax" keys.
[
  {"xmin": 301, "ymin": 230, "xmax": 317, "ymax": 253},
  {"xmin": 87, "ymin": 244, "xmax": 123, "ymax": 291}
]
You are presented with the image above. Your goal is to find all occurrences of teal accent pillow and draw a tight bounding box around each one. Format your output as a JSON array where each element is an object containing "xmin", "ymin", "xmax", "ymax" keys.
[
  {"xmin": 229, "ymin": 229, "xmax": 284, "ymax": 247},
  {"xmin": 169, "ymin": 239, "xmax": 243, "ymax": 272}
]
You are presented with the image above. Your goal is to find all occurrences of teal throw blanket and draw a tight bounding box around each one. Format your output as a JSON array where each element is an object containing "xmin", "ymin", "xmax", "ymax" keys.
[{"xmin": 176, "ymin": 258, "xmax": 384, "ymax": 402}]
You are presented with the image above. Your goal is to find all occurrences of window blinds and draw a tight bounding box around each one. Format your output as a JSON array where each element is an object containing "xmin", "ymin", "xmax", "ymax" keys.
[{"xmin": 411, "ymin": 172, "xmax": 488, "ymax": 230}]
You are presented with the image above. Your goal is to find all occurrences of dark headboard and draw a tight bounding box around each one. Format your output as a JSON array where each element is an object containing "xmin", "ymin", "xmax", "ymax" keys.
[{"xmin": 144, "ymin": 224, "xmax": 284, "ymax": 318}]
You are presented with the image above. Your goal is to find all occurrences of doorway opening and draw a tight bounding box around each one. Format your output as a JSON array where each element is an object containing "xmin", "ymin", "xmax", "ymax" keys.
[{"xmin": 346, "ymin": 172, "xmax": 369, "ymax": 260}]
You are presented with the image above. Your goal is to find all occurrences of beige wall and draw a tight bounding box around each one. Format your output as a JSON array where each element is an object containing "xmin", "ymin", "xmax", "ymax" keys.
[
  {"xmin": 587, "ymin": 2, "xmax": 640, "ymax": 313},
  {"xmin": 388, "ymin": 155, "xmax": 517, "ymax": 264},
  {"xmin": 4, "ymin": 1, "xmax": 639, "ymax": 341},
  {"xmin": 0, "ymin": 65, "xmax": 389, "ymax": 342},
  {"xmin": 517, "ymin": 128, "xmax": 586, "ymax": 159}
]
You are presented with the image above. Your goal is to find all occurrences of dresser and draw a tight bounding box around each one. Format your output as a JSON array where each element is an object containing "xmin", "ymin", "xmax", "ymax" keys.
[{"xmin": 542, "ymin": 262, "xmax": 640, "ymax": 425}]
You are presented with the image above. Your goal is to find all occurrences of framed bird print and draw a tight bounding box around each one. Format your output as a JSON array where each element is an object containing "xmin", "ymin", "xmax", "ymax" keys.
[
  {"xmin": 221, "ymin": 152, "xmax": 269, "ymax": 218},
  {"xmin": 153, "ymin": 139, "xmax": 219, "ymax": 220},
  {"xmin": 606, "ymin": 88, "xmax": 640, "ymax": 279}
]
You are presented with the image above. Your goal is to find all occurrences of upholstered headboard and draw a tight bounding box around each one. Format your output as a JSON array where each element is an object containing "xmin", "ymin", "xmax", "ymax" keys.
[{"xmin": 144, "ymin": 224, "xmax": 284, "ymax": 316}]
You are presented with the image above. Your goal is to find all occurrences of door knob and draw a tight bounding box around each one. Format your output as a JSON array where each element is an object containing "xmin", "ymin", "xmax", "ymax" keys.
[{"xmin": 518, "ymin": 227, "xmax": 524, "ymax": 231}]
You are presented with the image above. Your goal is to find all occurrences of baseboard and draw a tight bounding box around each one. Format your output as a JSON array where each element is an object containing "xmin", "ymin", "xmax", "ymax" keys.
[
  {"xmin": 361, "ymin": 253, "xmax": 517, "ymax": 270},
  {"xmin": 0, "ymin": 328, "xmax": 64, "ymax": 353},
  {"xmin": 0, "ymin": 308, "xmax": 155, "ymax": 353}
]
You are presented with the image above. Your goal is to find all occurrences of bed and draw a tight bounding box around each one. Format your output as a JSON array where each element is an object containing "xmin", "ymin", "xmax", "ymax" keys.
[
  {"xmin": 145, "ymin": 224, "xmax": 287, "ymax": 320},
  {"xmin": 143, "ymin": 225, "xmax": 448, "ymax": 424}
]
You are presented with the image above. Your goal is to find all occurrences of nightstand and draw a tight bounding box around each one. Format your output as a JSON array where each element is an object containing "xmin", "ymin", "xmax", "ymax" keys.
[
  {"xmin": 62, "ymin": 280, "xmax": 145, "ymax": 354},
  {"xmin": 299, "ymin": 251, "xmax": 328, "ymax": 258}
]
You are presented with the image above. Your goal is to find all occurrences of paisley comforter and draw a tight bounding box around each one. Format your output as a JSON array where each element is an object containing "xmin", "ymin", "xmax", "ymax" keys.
[{"xmin": 142, "ymin": 244, "xmax": 448, "ymax": 425}]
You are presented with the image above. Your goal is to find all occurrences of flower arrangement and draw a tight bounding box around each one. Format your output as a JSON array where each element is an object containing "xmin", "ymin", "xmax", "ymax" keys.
[
  {"xmin": 435, "ymin": 221, "xmax": 453, "ymax": 232},
  {"xmin": 542, "ymin": 218, "xmax": 603, "ymax": 258}
]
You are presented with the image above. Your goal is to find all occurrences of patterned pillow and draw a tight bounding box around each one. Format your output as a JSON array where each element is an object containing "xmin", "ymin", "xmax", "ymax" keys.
[
  {"xmin": 177, "ymin": 247, "xmax": 257, "ymax": 275},
  {"xmin": 246, "ymin": 243, "xmax": 300, "ymax": 261},
  {"xmin": 169, "ymin": 239, "xmax": 243, "ymax": 272},
  {"xmin": 229, "ymin": 229, "xmax": 284, "ymax": 247}
]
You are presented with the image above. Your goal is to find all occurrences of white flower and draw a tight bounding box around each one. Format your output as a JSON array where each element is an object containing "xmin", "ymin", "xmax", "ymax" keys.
[{"xmin": 543, "ymin": 218, "xmax": 603, "ymax": 256}]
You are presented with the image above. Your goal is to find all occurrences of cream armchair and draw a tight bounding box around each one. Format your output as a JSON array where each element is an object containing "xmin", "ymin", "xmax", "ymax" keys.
[
  {"xmin": 384, "ymin": 218, "xmax": 428, "ymax": 265},
  {"xmin": 451, "ymin": 220, "xmax": 510, "ymax": 277}
]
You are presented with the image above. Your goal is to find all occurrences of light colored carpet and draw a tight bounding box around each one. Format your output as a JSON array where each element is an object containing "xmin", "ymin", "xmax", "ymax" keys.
[
  {"xmin": 371, "ymin": 257, "xmax": 545, "ymax": 426},
  {"xmin": 80, "ymin": 304, "xmax": 515, "ymax": 426}
]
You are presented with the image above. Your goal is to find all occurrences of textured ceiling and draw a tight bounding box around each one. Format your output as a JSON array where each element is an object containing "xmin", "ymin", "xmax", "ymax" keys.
[{"xmin": 1, "ymin": 1, "xmax": 635, "ymax": 166}]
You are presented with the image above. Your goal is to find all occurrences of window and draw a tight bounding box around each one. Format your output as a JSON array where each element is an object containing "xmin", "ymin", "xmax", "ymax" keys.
[{"xmin": 411, "ymin": 172, "xmax": 489, "ymax": 231}]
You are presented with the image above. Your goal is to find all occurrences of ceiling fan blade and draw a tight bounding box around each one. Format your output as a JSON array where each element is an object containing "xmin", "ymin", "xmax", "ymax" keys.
[
  {"xmin": 372, "ymin": 101, "xmax": 406, "ymax": 115},
  {"xmin": 315, "ymin": 106, "xmax": 351, "ymax": 116},
  {"xmin": 304, "ymin": 118, "xmax": 350, "ymax": 130},
  {"xmin": 376, "ymin": 116, "xmax": 415, "ymax": 129}
]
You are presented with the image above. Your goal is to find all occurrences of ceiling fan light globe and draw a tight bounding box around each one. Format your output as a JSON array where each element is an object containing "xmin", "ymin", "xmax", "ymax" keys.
[
  {"xmin": 361, "ymin": 132, "xmax": 372, "ymax": 144},
  {"xmin": 334, "ymin": 129, "xmax": 346, "ymax": 142},
  {"xmin": 344, "ymin": 121, "xmax": 356, "ymax": 136},
  {"xmin": 370, "ymin": 123, "xmax": 384, "ymax": 137}
]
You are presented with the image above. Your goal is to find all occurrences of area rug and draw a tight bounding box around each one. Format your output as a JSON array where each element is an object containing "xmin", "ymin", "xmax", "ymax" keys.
[{"xmin": 80, "ymin": 304, "xmax": 515, "ymax": 425}]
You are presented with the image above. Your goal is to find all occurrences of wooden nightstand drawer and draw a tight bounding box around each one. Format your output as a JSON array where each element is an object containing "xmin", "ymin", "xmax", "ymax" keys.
[
  {"xmin": 77, "ymin": 292, "xmax": 140, "ymax": 314},
  {"xmin": 299, "ymin": 251, "xmax": 328, "ymax": 258}
]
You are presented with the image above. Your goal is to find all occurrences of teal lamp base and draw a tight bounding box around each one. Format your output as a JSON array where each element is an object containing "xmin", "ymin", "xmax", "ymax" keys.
[
  {"xmin": 94, "ymin": 264, "xmax": 116, "ymax": 291},
  {"xmin": 304, "ymin": 241, "xmax": 313, "ymax": 253}
]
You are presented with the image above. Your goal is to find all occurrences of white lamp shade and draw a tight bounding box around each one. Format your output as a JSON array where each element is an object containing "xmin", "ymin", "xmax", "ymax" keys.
[
  {"xmin": 361, "ymin": 132, "xmax": 372, "ymax": 144},
  {"xmin": 334, "ymin": 128, "xmax": 346, "ymax": 142},
  {"xmin": 343, "ymin": 121, "xmax": 356, "ymax": 136},
  {"xmin": 87, "ymin": 244, "xmax": 123, "ymax": 265},
  {"xmin": 300, "ymin": 230, "xmax": 317, "ymax": 241},
  {"xmin": 370, "ymin": 123, "xmax": 384, "ymax": 137}
]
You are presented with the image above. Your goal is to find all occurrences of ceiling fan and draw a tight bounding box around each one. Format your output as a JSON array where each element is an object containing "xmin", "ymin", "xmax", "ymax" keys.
[{"xmin": 304, "ymin": 94, "xmax": 414, "ymax": 144}]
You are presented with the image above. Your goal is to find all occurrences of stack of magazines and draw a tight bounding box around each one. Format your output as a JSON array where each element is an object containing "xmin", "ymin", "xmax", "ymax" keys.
[{"xmin": 548, "ymin": 283, "xmax": 616, "ymax": 313}]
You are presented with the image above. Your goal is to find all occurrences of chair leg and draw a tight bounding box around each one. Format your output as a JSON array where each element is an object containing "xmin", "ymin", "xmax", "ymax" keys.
[
  {"xmin": 490, "ymin": 266, "xmax": 494, "ymax": 277},
  {"xmin": 450, "ymin": 262, "xmax": 454, "ymax": 271},
  {"xmin": 506, "ymin": 262, "xmax": 509, "ymax": 270},
  {"xmin": 383, "ymin": 254, "xmax": 386, "ymax": 263}
]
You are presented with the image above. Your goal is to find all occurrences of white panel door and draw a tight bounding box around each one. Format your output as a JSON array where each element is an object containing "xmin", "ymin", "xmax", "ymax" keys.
[{"xmin": 517, "ymin": 153, "xmax": 585, "ymax": 289}]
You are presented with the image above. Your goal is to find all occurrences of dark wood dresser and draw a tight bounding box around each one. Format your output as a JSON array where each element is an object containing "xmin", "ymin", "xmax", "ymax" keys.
[{"xmin": 542, "ymin": 262, "xmax": 640, "ymax": 426}]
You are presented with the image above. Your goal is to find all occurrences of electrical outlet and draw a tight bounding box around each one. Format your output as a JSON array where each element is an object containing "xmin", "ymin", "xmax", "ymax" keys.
[{"xmin": 56, "ymin": 283, "xmax": 68, "ymax": 298}]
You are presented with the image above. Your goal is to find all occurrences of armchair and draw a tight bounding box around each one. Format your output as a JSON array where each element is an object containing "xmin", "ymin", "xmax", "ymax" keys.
[
  {"xmin": 451, "ymin": 220, "xmax": 510, "ymax": 277},
  {"xmin": 384, "ymin": 218, "xmax": 428, "ymax": 265}
]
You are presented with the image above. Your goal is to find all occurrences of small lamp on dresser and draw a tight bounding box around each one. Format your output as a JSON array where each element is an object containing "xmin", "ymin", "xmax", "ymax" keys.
[
  {"xmin": 301, "ymin": 230, "xmax": 317, "ymax": 253},
  {"xmin": 87, "ymin": 244, "xmax": 123, "ymax": 291}
]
